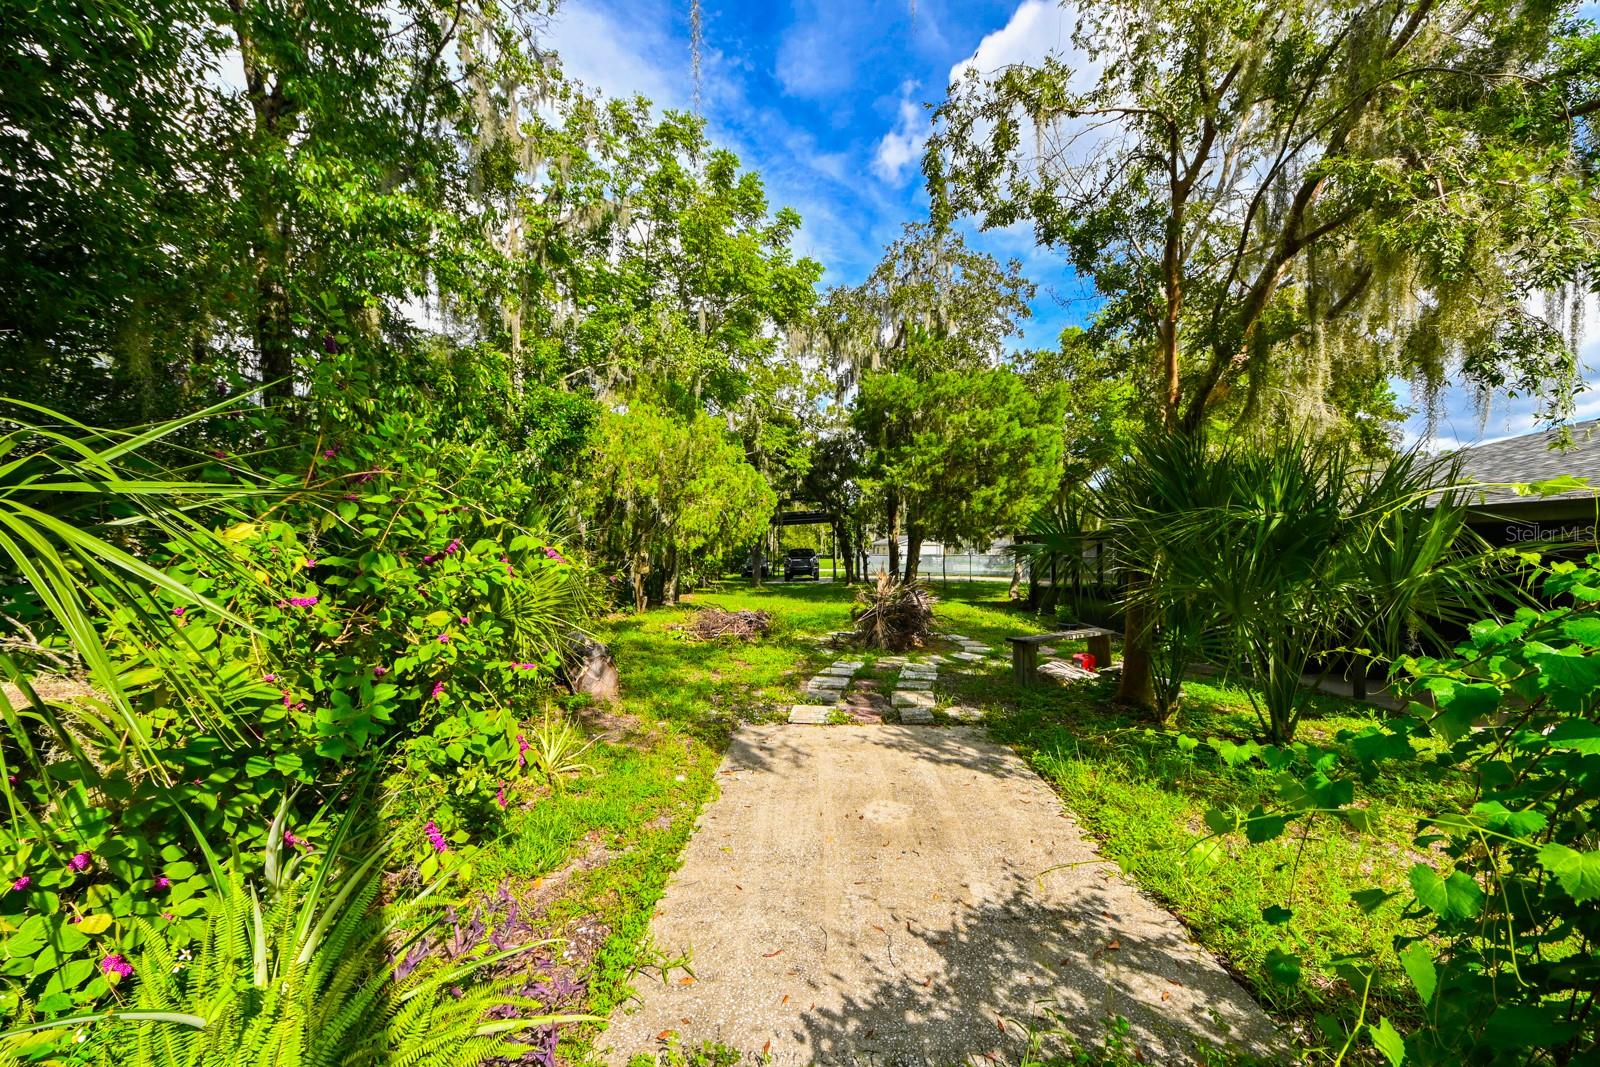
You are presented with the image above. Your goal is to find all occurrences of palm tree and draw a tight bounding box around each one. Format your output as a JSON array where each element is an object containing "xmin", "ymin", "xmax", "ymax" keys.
[
  {"xmin": 0, "ymin": 397, "xmax": 264, "ymax": 842},
  {"xmin": 1105, "ymin": 434, "xmax": 1517, "ymax": 741}
]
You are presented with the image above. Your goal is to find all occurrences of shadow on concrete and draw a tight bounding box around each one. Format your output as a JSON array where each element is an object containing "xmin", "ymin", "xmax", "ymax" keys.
[
  {"xmin": 603, "ymin": 725, "xmax": 1285, "ymax": 1066},
  {"xmin": 723, "ymin": 722, "xmax": 1040, "ymax": 785},
  {"xmin": 780, "ymin": 876, "xmax": 1283, "ymax": 1065}
]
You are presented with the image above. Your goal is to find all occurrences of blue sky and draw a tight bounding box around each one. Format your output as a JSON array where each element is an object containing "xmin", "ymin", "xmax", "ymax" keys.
[{"xmin": 547, "ymin": 0, "xmax": 1598, "ymax": 448}]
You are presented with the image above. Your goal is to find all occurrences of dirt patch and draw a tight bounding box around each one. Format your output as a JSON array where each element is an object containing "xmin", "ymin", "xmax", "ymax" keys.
[{"xmin": 573, "ymin": 701, "xmax": 650, "ymax": 744}]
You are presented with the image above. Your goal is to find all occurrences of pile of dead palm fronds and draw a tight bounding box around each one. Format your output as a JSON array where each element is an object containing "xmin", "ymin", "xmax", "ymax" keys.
[
  {"xmin": 851, "ymin": 569, "xmax": 935, "ymax": 651},
  {"xmin": 685, "ymin": 607, "xmax": 772, "ymax": 641}
]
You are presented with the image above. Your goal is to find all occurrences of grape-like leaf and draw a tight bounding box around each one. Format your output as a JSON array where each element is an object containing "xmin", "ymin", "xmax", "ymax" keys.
[
  {"xmin": 1370, "ymin": 1018, "xmax": 1406, "ymax": 1066},
  {"xmin": 1408, "ymin": 864, "xmax": 1483, "ymax": 919},
  {"xmin": 1537, "ymin": 843, "xmax": 1600, "ymax": 902},
  {"xmin": 1398, "ymin": 942, "xmax": 1436, "ymax": 1005},
  {"xmin": 1264, "ymin": 947, "xmax": 1301, "ymax": 986}
]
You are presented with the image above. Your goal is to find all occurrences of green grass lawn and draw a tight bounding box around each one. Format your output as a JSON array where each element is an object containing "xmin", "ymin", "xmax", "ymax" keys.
[
  {"xmin": 917, "ymin": 584, "xmax": 1456, "ymax": 1053},
  {"xmin": 460, "ymin": 576, "xmax": 1452, "ymax": 1063}
]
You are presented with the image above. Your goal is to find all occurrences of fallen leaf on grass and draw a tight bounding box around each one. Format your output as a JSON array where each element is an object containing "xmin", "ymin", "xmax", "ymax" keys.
[
  {"xmin": 782, "ymin": 995, "xmax": 790, "ymax": 1005},
  {"xmin": 763, "ymin": 949, "xmax": 784, "ymax": 957},
  {"xmin": 763, "ymin": 1041, "xmax": 771, "ymax": 1055},
  {"xmin": 1161, "ymin": 991, "xmax": 1171, "ymax": 1001},
  {"xmin": 678, "ymin": 976, "xmax": 696, "ymax": 985},
  {"xmin": 657, "ymin": 1030, "xmax": 675, "ymax": 1040},
  {"xmin": 1107, "ymin": 940, "xmax": 1121, "ymax": 951}
]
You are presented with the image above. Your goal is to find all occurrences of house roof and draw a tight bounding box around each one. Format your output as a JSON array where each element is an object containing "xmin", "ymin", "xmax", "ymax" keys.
[{"xmin": 1453, "ymin": 419, "xmax": 1600, "ymax": 505}]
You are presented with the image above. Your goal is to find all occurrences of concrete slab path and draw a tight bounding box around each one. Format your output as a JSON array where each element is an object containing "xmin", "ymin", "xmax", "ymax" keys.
[{"xmin": 603, "ymin": 725, "xmax": 1284, "ymax": 1066}]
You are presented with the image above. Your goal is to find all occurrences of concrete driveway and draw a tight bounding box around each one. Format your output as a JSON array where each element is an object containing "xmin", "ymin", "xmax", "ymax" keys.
[{"xmin": 602, "ymin": 724, "xmax": 1285, "ymax": 1066}]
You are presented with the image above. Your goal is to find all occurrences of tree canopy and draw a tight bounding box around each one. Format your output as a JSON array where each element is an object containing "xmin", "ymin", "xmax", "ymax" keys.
[{"xmin": 927, "ymin": 0, "xmax": 1600, "ymax": 439}]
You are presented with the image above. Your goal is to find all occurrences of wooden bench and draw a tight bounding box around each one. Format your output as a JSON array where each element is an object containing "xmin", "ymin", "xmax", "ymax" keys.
[{"xmin": 1006, "ymin": 626, "xmax": 1118, "ymax": 687}]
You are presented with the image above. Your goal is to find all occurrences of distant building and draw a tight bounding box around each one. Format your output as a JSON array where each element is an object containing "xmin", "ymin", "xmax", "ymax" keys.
[{"xmin": 1453, "ymin": 420, "xmax": 1600, "ymax": 548}]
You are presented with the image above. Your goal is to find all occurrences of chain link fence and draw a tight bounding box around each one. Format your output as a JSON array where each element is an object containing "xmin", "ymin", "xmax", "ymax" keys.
[{"xmin": 862, "ymin": 551, "xmax": 1021, "ymax": 582}]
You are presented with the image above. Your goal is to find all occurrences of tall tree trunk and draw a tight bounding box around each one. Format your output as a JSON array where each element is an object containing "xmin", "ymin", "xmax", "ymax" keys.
[
  {"xmin": 1008, "ymin": 552, "xmax": 1024, "ymax": 601},
  {"xmin": 663, "ymin": 544, "xmax": 680, "ymax": 605},
  {"xmin": 1116, "ymin": 582, "xmax": 1157, "ymax": 712},
  {"xmin": 903, "ymin": 525, "xmax": 923, "ymax": 583},
  {"xmin": 230, "ymin": 3, "xmax": 300, "ymax": 401},
  {"xmin": 630, "ymin": 553, "xmax": 649, "ymax": 614},
  {"xmin": 886, "ymin": 494, "xmax": 900, "ymax": 578}
]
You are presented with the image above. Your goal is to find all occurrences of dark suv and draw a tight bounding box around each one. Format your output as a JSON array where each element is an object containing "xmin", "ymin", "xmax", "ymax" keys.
[{"xmin": 783, "ymin": 548, "xmax": 820, "ymax": 581}]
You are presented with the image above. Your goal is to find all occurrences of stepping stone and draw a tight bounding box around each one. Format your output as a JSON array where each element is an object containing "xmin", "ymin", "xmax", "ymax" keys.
[
  {"xmin": 945, "ymin": 704, "xmax": 985, "ymax": 723},
  {"xmin": 951, "ymin": 651, "xmax": 985, "ymax": 662},
  {"xmin": 922, "ymin": 654, "xmax": 949, "ymax": 664},
  {"xmin": 787, "ymin": 704, "xmax": 834, "ymax": 725},
  {"xmin": 898, "ymin": 706, "xmax": 934, "ymax": 724},
  {"xmin": 892, "ymin": 690, "xmax": 935, "ymax": 709},
  {"xmin": 900, "ymin": 668, "xmax": 936, "ymax": 680},
  {"xmin": 831, "ymin": 661, "xmax": 864, "ymax": 671},
  {"xmin": 944, "ymin": 634, "xmax": 971, "ymax": 641},
  {"xmin": 806, "ymin": 684, "xmax": 847, "ymax": 699},
  {"xmin": 818, "ymin": 665, "xmax": 857, "ymax": 677},
  {"xmin": 896, "ymin": 678, "xmax": 933, "ymax": 692},
  {"xmin": 876, "ymin": 656, "xmax": 907, "ymax": 668}
]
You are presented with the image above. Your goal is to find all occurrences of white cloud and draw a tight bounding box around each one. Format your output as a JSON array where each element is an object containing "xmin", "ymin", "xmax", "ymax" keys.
[
  {"xmin": 547, "ymin": 2, "xmax": 683, "ymax": 109},
  {"xmin": 950, "ymin": 0, "xmax": 1078, "ymax": 83},
  {"xmin": 871, "ymin": 81, "xmax": 928, "ymax": 185}
]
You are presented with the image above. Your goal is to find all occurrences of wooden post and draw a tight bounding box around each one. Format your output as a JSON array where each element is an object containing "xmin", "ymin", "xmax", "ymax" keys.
[
  {"xmin": 1087, "ymin": 632, "xmax": 1113, "ymax": 669},
  {"xmin": 1012, "ymin": 641, "xmax": 1038, "ymax": 687}
]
